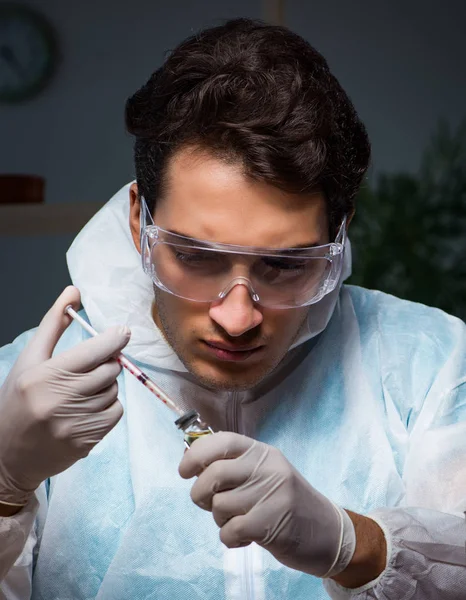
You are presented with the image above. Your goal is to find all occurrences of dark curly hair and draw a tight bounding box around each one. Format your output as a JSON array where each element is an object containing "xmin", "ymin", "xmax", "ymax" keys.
[{"xmin": 125, "ymin": 18, "xmax": 371, "ymax": 236}]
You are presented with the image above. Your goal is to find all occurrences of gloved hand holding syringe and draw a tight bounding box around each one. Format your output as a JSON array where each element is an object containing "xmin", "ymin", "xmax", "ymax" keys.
[{"xmin": 65, "ymin": 306, "xmax": 213, "ymax": 448}]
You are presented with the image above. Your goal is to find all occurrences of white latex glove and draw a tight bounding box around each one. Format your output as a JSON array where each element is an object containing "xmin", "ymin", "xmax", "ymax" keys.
[
  {"xmin": 0, "ymin": 286, "xmax": 130, "ymax": 507},
  {"xmin": 179, "ymin": 432, "xmax": 355, "ymax": 578}
]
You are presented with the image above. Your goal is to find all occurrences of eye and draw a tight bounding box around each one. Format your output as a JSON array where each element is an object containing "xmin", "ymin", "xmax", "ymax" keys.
[
  {"xmin": 261, "ymin": 258, "xmax": 307, "ymax": 271},
  {"xmin": 254, "ymin": 257, "xmax": 308, "ymax": 285},
  {"xmin": 171, "ymin": 248, "xmax": 227, "ymax": 272},
  {"xmin": 174, "ymin": 250, "xmax": 211, "ymax": 264}
]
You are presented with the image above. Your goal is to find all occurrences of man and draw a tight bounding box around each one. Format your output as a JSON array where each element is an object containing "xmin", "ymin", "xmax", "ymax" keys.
[{"xmin": 0, "ymin": 18, "xmax": 465, "ymax": 600}]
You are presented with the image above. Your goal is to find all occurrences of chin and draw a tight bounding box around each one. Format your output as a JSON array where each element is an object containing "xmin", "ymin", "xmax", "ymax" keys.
[
  {"xmin": 195, "ymin": 375, "xmax": 262, "ymax": 392},
  {"xmin": 187, "ymin": 360, "xmax": 274, "ymax": 392}
]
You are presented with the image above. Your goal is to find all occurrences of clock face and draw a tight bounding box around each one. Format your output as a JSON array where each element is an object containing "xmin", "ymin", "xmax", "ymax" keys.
[{"xmin": 0, "ymin": 4, "xmax": 57, "ymax": 103}]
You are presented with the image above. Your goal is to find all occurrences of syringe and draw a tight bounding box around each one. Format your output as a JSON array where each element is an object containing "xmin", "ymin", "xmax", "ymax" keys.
[{"xmin": 64, "ymin": 305, "xmax": 213, "ymax": 447}]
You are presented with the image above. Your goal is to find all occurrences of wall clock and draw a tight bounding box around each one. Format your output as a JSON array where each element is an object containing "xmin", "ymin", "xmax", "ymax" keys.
[{"xmin": 0, "ymin": 3, "xmax": 58, "ymax": 103}]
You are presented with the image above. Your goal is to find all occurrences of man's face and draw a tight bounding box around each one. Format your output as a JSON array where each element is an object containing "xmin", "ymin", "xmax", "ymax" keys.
[{"xmin": 130, "ymin": 147, "xmax": 329, "ymax": 391}]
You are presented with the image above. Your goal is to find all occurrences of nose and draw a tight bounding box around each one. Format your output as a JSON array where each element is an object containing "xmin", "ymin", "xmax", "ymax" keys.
[{"xmin": 208, "ymin": 283, "xmax": 263, "ymax": 337}]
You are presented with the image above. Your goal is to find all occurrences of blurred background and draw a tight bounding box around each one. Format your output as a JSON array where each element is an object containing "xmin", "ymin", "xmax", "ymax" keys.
[{"xmin": 0, "ymin": 0, "xmax": 465, "ymax": 345}]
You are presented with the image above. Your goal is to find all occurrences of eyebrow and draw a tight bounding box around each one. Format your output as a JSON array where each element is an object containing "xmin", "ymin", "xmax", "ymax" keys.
[{"xmin": 167, "ymin": 229, "xmax": 321, "ymax": 249}]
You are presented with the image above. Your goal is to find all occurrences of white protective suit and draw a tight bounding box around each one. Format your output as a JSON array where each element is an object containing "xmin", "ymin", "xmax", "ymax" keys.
[{"xmin": 0, "ymin": 183, "xmax": 466, "ymax": 599}]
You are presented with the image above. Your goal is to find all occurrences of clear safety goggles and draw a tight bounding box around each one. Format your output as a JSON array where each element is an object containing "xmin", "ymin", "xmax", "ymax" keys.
[{"xmin": 140, "ymin": 197, "xmax": 346, "ymax": 309}]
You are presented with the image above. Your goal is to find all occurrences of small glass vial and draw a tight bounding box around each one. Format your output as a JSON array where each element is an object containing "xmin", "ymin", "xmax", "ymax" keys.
[{"xmin": 175, "ymin": 409, "xmax": 214, "ymax": 448}]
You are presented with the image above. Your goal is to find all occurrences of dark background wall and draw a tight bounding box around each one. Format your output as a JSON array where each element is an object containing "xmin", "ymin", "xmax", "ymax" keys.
[{"xmin": 1, "ymin": 0, "xmax": 465, "ymax": 345}]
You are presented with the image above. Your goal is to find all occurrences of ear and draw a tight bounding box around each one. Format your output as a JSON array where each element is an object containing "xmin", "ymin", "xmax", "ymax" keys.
[{"xmin": 129, "ymin": 182, "xmax": 142, "ymax": 253}]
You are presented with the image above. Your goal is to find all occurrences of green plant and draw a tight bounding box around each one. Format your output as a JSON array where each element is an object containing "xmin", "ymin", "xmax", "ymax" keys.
[{"xmin": 349, "ymin": 120, "xmax": 466, "ymax": 321}]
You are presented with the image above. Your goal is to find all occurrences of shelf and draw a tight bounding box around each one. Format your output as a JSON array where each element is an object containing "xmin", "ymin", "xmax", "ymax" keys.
[{"xmin": 0, "ymin": 203, "xmax": 104, "ymax": 236}]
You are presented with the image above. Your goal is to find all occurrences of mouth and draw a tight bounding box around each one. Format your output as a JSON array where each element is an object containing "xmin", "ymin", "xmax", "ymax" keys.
[{"xmin": 202, "ymin": 340, "xmax": 264, "ymax": 362}]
